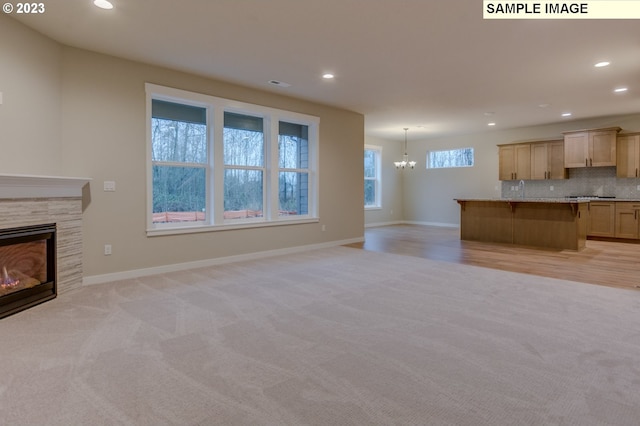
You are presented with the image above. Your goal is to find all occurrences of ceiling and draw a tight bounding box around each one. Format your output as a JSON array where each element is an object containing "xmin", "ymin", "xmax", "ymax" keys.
[{"xmin": 11, "ymin": 0, "xmax": 640, "ymax": 142}]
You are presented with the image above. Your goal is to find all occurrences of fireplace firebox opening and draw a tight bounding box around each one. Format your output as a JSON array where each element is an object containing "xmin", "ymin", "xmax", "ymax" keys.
[{"xmin": 0, "ymin": 223, "xmax": 56, "ymax": 319}]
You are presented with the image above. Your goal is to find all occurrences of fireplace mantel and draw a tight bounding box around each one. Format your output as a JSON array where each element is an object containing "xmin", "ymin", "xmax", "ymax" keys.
[
  {"xmin": 0, "ymin": 174, "xmax": 90, "ymax": 295},
  {"xmin": 0, "ymin": 174, "xmax": 91, "ymax": 199}
]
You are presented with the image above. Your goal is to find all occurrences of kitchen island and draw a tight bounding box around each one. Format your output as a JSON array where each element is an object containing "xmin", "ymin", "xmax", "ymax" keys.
[{"xmin": 455, "ymin": 198, "xmax": 589, "ymax": 251}]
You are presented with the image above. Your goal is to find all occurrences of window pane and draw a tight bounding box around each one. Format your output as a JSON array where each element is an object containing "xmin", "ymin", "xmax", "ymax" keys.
[
  {"xmin": 224, "ymin": 113, "xmax": 264, "ymax": 167},
  {"xmin": 279, "ymin": 122, "xmax": 309, "ymax": 169},
  {"xmin": 224, "ymin": 169, "xmax": 263, "ymax": 218},
  {"xmin": 427, "ymin": 148, "xmax": 474, "ymax": 168},
  {"xmin": 152, "ymin": 118, "xmax": 207, "ymax": 163},
  {"xmin": 364, "ymin": 179, "xmax": 376, "ymax": 206},
  {"xmin": 364, "ymin": 149, "xmax": 376, "ymax": 178},
  {"xmin": 279, "ymin": 172, "xmax": 308, "ymax": 216},
  {"xmin": 152, "ymin": 165, "xmax": 206, "ymax": 223}
]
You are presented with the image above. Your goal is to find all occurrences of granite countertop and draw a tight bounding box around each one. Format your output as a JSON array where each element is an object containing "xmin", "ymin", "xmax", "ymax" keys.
[
  {"xmin": 455, "ymin": 198, "xmax": 587, "ymax": 203},
  {"xmin": 456, "ymin": 198, "xmax": 640, "ymax": 203}
]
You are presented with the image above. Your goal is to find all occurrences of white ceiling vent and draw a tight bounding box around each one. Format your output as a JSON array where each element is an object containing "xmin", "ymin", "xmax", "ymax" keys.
[{"xmin": 268, "ymin": 80, "xmax": 291, "ymax": 88}]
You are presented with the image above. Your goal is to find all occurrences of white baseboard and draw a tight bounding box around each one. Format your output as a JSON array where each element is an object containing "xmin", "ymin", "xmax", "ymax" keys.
[
  {"xmin": 83, "ymin": 237, "xmax": 365, "ymax": 286},
  {"xmin": 402, "ymin": 220, "xmax": 460, "ymax": 228},
  {"xmin": 365, "ymin": 220, "xmax": 459, "ymax": 228},
  {"xmin": 365, "ymin": 220, "xmax": 404, "ymax": 228}
]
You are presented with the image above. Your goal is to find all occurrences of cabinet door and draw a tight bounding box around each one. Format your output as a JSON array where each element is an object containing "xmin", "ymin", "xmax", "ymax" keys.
[
  {"xmin": 588, "ymin": 202, "xmax": 615, "ymax": 237},
  {"xmin": 564, "ymin": 132, "xmax": 589, "ymax": 168},
  {"xmin": 614, "ymin": 203, "xmax": 640, "ymax": 239},
  {"xmin": 514, "ymin": 144, "xmax": 531, "ymax": 180},
  {"xmin": 590, "ymin": 130, "xmax": 617, "ymax": 167},
  {"xmin": 498, "ymin": 145, "xmax": 515, "ymax": 180},
  {"xmin": 616, "ymin": 134, "xmax": 640, "ymax": 178},
  {"xmin": 498, "ymin": 144, "xmax": 530, "ymax": 180},
  {"xmin": 530, "ymin": 143, "xmax": 548, "ymax": 180},
  {"xmin": 548, "ymin": 141, "xmax": 567, "ymax": 179}
]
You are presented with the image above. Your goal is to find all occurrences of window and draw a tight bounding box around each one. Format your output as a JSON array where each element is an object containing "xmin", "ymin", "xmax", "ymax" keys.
[
  {"xmin": 364, "ymin": 145, "xmax": 381, "ymax": 208},
  {"xmin": 279, "ymin": 122, "xmax": 309, "ymax": 216},
  {"xmin": 151, "ymin": 100, "xmax": 208, "ymax": 224},
  {"xmin": 223, "ymin": 112, "xmax": 265, "ymax": 220},
  {"xmin": 427, "ymin": 147, "xmax": 474, "ymax": 169},
  {"xmin": 146, "ymin": 84, "xmax": 319, "ymax": 235}
]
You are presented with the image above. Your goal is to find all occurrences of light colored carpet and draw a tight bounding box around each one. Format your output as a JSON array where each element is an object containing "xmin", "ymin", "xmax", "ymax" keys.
[{"xmin": 1, "ymin": 246, "xmax": 639, "ymax": 425}]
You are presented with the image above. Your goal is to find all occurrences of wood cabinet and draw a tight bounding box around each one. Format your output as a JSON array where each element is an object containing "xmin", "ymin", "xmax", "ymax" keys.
[
  {"xmin": 614, "ymin": 202, "xmax": 640, "ymax": 239},
  {"xmin": 457, "ymin": 199, "xmax": 587, "ymax": 250},
  {"xmin": 616, "ymin": 133, "xmax": 640, "ymax": 178},
  {"xmin": 530, "ymin": 140, "xmax": 567, "ymax": 180},
  {"xmin": 587, "ymin": 202, "xmax": 615, "ymax": 237},
  {"xmin": 563, "ymin": 127, "xmax": 620, "ymax": 168},
  {"xmin": 498, "ymin": 144, "xmax": 531, "ymax": 180}
]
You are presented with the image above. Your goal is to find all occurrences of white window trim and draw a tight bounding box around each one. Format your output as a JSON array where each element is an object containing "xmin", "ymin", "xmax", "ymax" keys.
[
  {"xmin": 146, "ymin": 83, "xmax": 320, "ymax": 236},
  {"xmin": 364, "ymin": 144, "xmax": 382, "ymax": 210}
]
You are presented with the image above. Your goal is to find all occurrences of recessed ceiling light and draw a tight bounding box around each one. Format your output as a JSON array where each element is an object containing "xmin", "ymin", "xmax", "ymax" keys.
[
  {"xmin": 93, "ymin": 0, "xmax": 113, "ymax": 9},
  {"xmin": 483, "ymin": 111, "xmax": 494, "ymax": 116},
  {"xmin": 322, "ymin": 73, "xmax": 335, "ymax": 79},
  {"xmin": 594, "ymin": 61, "xmax": 610, "ymax": 68},
  {"xmin": 614, "ymin": 87, "xmax": 628, "ymax": 93},
  {"xmin": 562, "ymin": 112, "xmax": 572, "ymax": 117},
  {"xmin": 487, "ymin": 122, "xmax": 496, "ymax": 126}
]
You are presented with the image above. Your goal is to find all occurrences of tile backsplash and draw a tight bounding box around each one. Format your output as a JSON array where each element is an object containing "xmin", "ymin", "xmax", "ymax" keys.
[{"xmin": 501, "ymin": 167, "xmax": 640, "ymax": 199}]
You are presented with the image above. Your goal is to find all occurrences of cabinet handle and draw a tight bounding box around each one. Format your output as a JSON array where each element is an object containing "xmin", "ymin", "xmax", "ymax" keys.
[
  {"xmin": 590, "ymin": 158, "xmax": 593, "ymax": 167},
  {"xmin": 636, "ymin": 168, "xmax": 638, "ymax": 178},
  {"xmin": 586, "ymin": 158, "xmax": 588, "ymax": 167}
]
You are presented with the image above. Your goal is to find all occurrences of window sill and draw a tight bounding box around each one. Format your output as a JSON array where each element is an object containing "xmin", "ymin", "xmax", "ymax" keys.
[
  {"xmin": 147, "ymin": 217, "xmax": 320, "ymax": 237},
  {"xmin": 365, "ymin": 206, "xmax": 382, "ymax": 211}
]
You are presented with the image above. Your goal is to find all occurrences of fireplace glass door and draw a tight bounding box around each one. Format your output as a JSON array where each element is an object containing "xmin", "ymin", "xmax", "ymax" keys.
[{"xmin": 0, "ymin": 224, "xmax": 56, "ymax": 318}]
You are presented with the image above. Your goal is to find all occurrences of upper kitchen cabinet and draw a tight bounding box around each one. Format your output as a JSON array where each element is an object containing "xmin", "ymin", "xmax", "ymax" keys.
[
  {"xmin": 498, "ymin": 143, "xmax": 530, "ymax": 180},
  {"xmin": 563, "ymin": 127, "xmax": 620, "ymax": 168},
  {"xmin": 616, "ymin": 132, "xmax": 640, "ymax": 178},
  {"xmin": 530, "ymin": 140, "xmax": 567, "ymax": 180}
]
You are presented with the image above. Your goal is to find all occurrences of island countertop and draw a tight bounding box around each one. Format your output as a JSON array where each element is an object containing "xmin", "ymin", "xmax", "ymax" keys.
[
  {"xmin": 456, "ymin": 197, "xmax": 640, "ymax": 203},
  {"xmin": 455, "ymin": 198, "xmax": 589, "ymax": 204}
]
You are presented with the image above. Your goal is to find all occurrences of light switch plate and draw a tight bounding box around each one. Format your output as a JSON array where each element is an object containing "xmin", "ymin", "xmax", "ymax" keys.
[
  {"xmin": 0, "ymin": 92, "xmax": 3, "ymax": 105},
  {"xmin": 104, "ymin": 181, "xmax": 116, "ymax": 192}
]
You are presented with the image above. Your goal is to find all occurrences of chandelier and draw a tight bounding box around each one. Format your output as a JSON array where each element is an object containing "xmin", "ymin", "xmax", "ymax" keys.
[{"xmin": 394, "ymin": 128, "xmax": 416, "ymax": 169}]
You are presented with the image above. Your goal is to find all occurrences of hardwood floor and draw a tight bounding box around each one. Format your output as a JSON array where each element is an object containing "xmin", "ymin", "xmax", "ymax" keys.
[{"xmin": 346, "ymin": 224, "xmax": 640, "ymax": 291}]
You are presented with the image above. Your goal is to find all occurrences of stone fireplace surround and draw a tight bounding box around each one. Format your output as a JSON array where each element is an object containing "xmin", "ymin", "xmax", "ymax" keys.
[{"xmin": 0, "ymin": 174, "xmax": 90, "ymax": 295}]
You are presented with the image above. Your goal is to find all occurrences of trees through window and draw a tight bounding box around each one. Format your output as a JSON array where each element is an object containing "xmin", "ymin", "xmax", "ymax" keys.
[
  {"xmin": 427, "ymin": 147, "xmax": 474, "ymax": 169},
  {"xmin": 364, "ymin": 145, "xmax": 381, "ymax": 208}
]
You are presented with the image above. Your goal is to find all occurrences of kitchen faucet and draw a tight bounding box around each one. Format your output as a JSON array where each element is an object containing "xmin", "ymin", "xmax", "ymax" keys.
[{"xmin": 519, "ymin": 180, "xmax": 525, "ymax": 199}]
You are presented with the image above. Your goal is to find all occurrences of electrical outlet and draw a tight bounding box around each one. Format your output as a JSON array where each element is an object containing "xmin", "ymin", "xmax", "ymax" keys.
[
  {"xmin": 550, "ymin": 186, "xmax": 554, "ymax": 191},
  {"xmin": 321, "ymin": 225, "xmax": 326, "ymax": 232},
  {"xmin": 637, "ymin": 185, "xmax": 640, "ymax": 191},
  {"xmin": 103, "ymin": 181, "xmax": 116, "ymax": 192},
  {"xmin": 104, "ymin": 244, "xmax": 112, "ymax": 255}
]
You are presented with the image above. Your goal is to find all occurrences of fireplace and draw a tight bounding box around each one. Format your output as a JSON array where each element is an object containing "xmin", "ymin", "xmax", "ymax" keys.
[{"xmin": 0, "ymin": 223, "xmax": 56, "ymax": 318}]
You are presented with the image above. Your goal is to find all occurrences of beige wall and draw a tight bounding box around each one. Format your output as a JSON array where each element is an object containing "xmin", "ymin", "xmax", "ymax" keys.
[
  {"xmin": 0, "ymin": 14, "xmax": 63, "ymax": 174},
  {"xmin": 4, "ymin": 17, "xmax": 365, "ymax": 278},
  {"xmin": 402, "ymin": 113, "xmax": 640, "ymax": 226}
]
